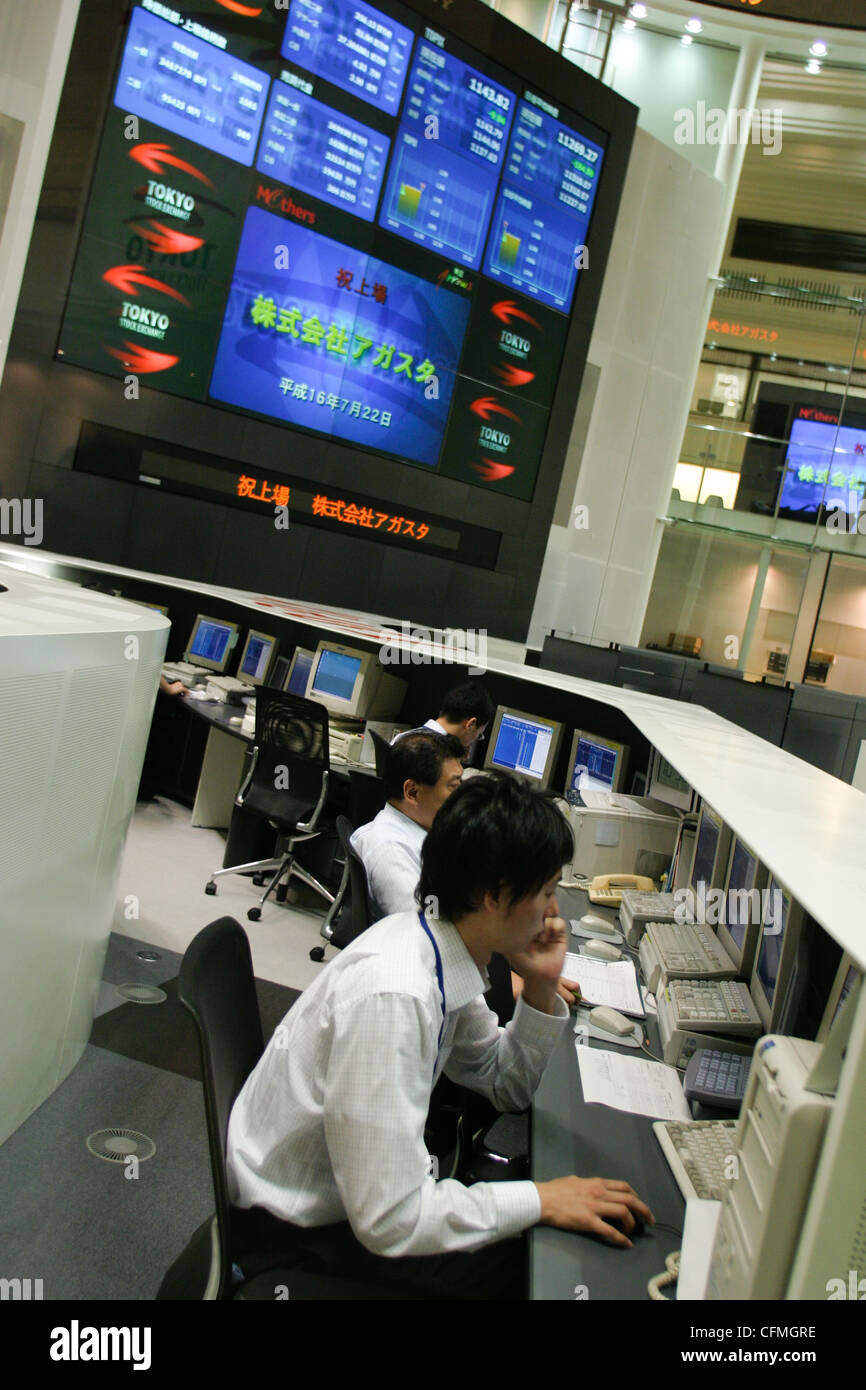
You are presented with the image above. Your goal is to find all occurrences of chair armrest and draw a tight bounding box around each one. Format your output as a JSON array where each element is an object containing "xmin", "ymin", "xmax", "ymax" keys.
[{"xmin": 297, "ymin": 769, "xmax": 329, "ymax": 833}]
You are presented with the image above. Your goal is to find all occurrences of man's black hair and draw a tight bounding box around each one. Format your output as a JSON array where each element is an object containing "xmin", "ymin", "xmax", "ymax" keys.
[
  {"xmin": 437, "ymin": 681, "xmax": 494, "ymax": 728},
  {"xmin": 383, "ymin": 730, "xmax": 465, "ymax": 803},
  {"xmin": 417, "ymin": 771, "xmax": 573, "ymax": 920}
]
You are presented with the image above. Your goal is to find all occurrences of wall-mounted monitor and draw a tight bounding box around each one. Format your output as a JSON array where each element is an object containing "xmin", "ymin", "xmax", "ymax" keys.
[
  {"xmin": 183, "ymin": 614, "xmax": 239, "ymax": 673},
  {"xmin": 236, "ymin": 629, "xmax": 277, "ymax": 687},
  {"xmin": 483, "ymin": 706, "xmax": 563, "ymax": 788},
  {"xmin": 564, "ymin": 729, "xmax": 627, "ymax": 799}
]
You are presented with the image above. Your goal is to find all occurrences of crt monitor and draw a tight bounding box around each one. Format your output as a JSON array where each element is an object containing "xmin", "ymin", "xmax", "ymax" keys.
[
  {"xmin": 750, "ymin": 875, "xmax": 808, "ymax": 1033},
  {"xmin": 648, "ymin": 751, "xmax": 694, "ymax": 813},
  {"xmin": 306, "ymin": 641, "xmax": 405, "ymax": 719},
  {"xmin": 716, "ymin": 836, "xmax": 768, "ymax": 980},
  {"xmin": 816, "ymin": 954, "xmax": 862, "ymax": 1044},
  {"xmin": 184, "ymin": 614, "xmax": 239, "ymax": 673},
  {"xmin": 483, "ymin": 706, "xmax": 564, "ymax": 788},
  {"xmin": 564, "ymin": 729, "xmax": 628, "ymax": 799},
  {"xmin": 285, "ymin": 647, "xmax": 316, "ymax": 696},
  {"xmin": 237, "ymin": 630, "xmax": 277, "ymax": 687},
  {"xmin": 690, "ymin": 801, "xmax": 733, "ymax": 892}
]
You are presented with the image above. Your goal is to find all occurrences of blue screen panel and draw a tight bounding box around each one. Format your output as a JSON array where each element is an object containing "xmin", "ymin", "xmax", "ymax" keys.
[
  {"xmin": 208, "ymin": 206, "xmax": 471, "ymax": 466},
  {"xmin": 116, "ymin": 7, "xmax": 268, "ymax": 166},
  {"xmin": 569, "ymin": 737, "xmax": 617, "ymax": 791},
  {"xmin": 257, "ymin": 82, "xmax": 390, "ymax": 222},
  {"xmin": 190, "ymin": 619, "xmax": 233, "ymax": 663},
  {"xmin": 241, "ymin": 635, "xmax": 273, "ymax": 679},
  {"xmin": 778, "ymin": 418, "xmax": 866, "ymax": 516},
  {"xmin": 280, "ymin": 0, "xmax": 413, "ymax": 115},
  {"xmin": 288, "ymin": 650, "xmax": 315, "ymax": 695},
  {"xmin": 312, "ymin": 649, "xmax": 362, "ymax": 700},
  {"xmin": 492, "ymin": 714, "xmax": 552, "ymax": 780}
]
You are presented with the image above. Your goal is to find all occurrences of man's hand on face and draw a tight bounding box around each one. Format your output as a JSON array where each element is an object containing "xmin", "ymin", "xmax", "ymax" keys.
[{"xmin": 509, "ymin": 915, "xmax": 568, "ymax": 1013}]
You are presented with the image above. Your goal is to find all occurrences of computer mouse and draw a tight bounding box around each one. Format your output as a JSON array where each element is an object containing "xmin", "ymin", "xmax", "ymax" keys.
[
  {"xmin": 582, "ymin": 939, "xmax": 623, "ymax": 962},
  {"xmin": 580, "ymin": 913, "xmax": 617, "ymax": 936},
  {"xmin": 589, "ymin": 1006, "xmax": 634, "ymax": 1037}
]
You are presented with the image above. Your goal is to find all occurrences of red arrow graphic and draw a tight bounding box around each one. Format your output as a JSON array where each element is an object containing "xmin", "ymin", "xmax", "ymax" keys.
[
  {"xmin": 493, "ymin": 363, "xmax": 535, "ymax": 388},
  {"xmin": 214, "ymin": 0, "xmax": 263, "ymax": 13},
  {"xmin": 129, "ymin": 142, "xmax": 214, "ymax": 187},
  {"xmin": 105, "ymin": 341, "xmax": 179, "ymax": 374},
  {"xmin": 490, "ymin": 299, "xmax": 541, "ymax": 330},
  {"xmin": 474, "ymin": 458, "xmax": 515, "ymax": 481},
  {"xmin": 469, "ymin": 396, "xmax": 521, "ymax": 423},
  {"xmin": 127, "ymin": 221, "xmax": 204, "ymax": 255},
  {"xmin": 103, "ymin": 266, "xmax": 191, "ymax": 305}
]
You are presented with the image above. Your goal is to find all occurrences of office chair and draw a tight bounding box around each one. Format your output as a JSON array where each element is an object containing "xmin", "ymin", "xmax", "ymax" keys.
[
  {"xmin": 369, "ymin": 728, "xmax": 392, "ymax": 777},
  {"xmin": 205, "ymin": 687, "xmax": 335, "ymax": 923},
  {"xmin": 311, "ymin": 815, "xmax": 376, "ymax": 961},
  {"xmin": 157, "ymin": 917, "xmax": 404, "ymax": 1300}
]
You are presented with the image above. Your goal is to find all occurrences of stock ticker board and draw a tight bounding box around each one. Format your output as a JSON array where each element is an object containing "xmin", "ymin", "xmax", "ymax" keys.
[{"xmin": 57, "ymin": 0, "xmax": 607, "ymax": 501}]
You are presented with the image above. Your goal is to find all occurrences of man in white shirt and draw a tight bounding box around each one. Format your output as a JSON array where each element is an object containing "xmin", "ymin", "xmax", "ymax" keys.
[
  {"xmin": 227, "ymin": 772, "xmax": 652, "ymax": 1299},
  {"xmin": 392, "ymin": 680, "xmax": 495, "ymax": 760},
  {"xmin": 350, "ymin": 730, "xmax": 465, "ymax": 920}
]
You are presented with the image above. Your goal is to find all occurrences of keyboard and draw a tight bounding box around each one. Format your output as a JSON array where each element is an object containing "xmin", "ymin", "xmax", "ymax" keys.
[
  {"xmin": 684, "ymin": 1048, "xmax": 752, "ymax": 1111},
  {"xmin": 646, "ymin": 921, "xmax": 737, "ymax": 978},
  {"xmin": 668, "ymin": 979, "xmax": 761, "ymax": 1035},
  {"xmin": 653, "ymin": 1118, "xmax": 739, "ymax": 1201},
  {"xmin": 162, "ymin": 662, "xmax": 210, "ymax": 688}
]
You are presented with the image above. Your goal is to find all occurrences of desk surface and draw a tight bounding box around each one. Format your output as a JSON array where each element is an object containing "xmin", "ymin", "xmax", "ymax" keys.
[
  {"xmin": 531, "ymin": 887, "xmax": 685, "ymax": 1300},
  {"xmin": 6, "ymin": 546, "xmax": 866, "ymax": 969},
  {"xmin": 180, "ymin": 692, "xmax": 379, "ymax": 776}
]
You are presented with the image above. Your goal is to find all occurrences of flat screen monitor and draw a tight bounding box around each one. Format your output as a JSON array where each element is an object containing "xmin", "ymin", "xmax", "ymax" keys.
[
  {"xmin": 690, "ymin": 802, "xmax": 732, "ymax": 892},
  {"xmin": 816, "ymin": 955, "xmax": 862, "ymax": 1044},
  {"xmin": 286, "ymin": 647, "xmax": 316, "ymax": 696},
  {"xmin": 483, "ymin": 706, "xmax": 563, "ymax": 788},
  {"xmin": 237, "ymin": 629, "xmax": 277, "ymax": 687},
  {"xmin": 184, "ymin": 614, "xmax": 239, "ymax": 673},
  {"xmin": 750, "ymin": 875, "xmax": 807, "ymax": 1033},
  {"xmin": 564, "ymin": 729, "xmax": 627, "ymax": 799},
  {"xmin": 648, "ymin": 751, "xmax": 694, "ymax": 813},
  {"xmin": 716, "ymin": 836, "xmax": 767, "ymax": 979},
  {"xmin": 272, "ymin": 655, "xmax": 291, "ymax": 690}
]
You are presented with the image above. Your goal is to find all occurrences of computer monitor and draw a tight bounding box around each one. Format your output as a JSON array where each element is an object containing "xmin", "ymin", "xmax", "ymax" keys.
[
  {"xmin": 716, "ymin": 836, "xmax": 768, "ymax": 979},
  {"xmin": 648, "ymin": 751, "xmax": 694, "ymax": 813},
  {"xmin": 564, "ymin": 729, "xmax": 628, "ymax": 798},
  {"xmin": 285, "ymin": 647, "xmax": 316, "ymax": 696},
  {"xmin": 816, "ymin": 954, "xmax": 862, "ymax": 1044},
  {"xmin": 306, "ymin": 641, "xmax": 405, "ymax": 720},
  {"xmin": 749, "ymin": 875, "xmax": 808, "ymax": 1033},
  {"xmin": 236, "ymin": 629, "xmax": 277, "ymax": 688},
  {"xmin": 689, "ymin": 801, "xmax": 733, "ymax": 892},
  {"xmin": 271, "ymin": 655, "xmax": 291, "ymax": 691},
  {"xmin": 183, "ymin": 614, "xmax": 239, "ymax": 672},
  {"xmin": 483, "ymin": 706, "xmax": 564, "ymax": 788}
]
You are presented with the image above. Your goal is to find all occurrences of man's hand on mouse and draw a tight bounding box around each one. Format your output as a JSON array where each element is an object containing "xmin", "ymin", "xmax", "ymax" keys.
[{"xmin": 534, "ymin": 1176, "xmax": 654, "ymax": 1249}]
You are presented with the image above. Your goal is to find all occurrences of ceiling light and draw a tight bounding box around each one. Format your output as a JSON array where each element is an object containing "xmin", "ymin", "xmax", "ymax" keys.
[
  {"xmin": 806, "ymin": 59, "xmax": 822, "ymax": 74},
  {"xmin": 685, "ymin": 18, "xmax": 703, "ymax": 33},
  {"xmin": 629, "ymin": 3, "xmax": 647, "ymax": 17},
  {"xmin": 681, "ymin": 34, "xmax": 693, "ymax": 46},
  {"xmin": 623, "ymin": 17, "xmax": 636, "ymax": 30},
  {"xmin": 809, "ymin": 40, "xmax": 828, "ymax": 57}
]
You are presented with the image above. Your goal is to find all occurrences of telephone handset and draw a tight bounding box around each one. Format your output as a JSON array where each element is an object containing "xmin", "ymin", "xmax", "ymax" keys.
[{"xmin": 587, "ymin": 873, "xmax": 656, "ymax": 907}]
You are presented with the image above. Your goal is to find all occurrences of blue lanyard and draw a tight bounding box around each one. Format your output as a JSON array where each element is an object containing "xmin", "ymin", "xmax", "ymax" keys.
[{"xmin": 418, "ymin": 910, "xmax": 446, "ymax": 1055}]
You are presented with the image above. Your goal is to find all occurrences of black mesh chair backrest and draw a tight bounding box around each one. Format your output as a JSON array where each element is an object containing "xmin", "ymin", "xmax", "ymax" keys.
[
  {"xmin": 369, "ymin": 729, "xmax": 392, "ymax": 778},
  {"xmin": 330, "ymin": 816, "xmax": 376, "ymax": 948},
  {"xmin": 243, "ymin": 686, "xmax": 330, "ymax": 826},
  {"xmin": 179, "ymin": 917, "xmax": 264, "ymax": 1297}
]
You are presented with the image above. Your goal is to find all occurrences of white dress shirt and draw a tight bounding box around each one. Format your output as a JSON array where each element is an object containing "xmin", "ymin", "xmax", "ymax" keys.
[
  {"xmin": 390, "ymin": 717, "xmax": 444, "ymax": 744},
  {"xmin": 349, "ymin": 801, "xmax": 425, "ymax": 919},
  {"xmin": 227, "ymin": 910, "xmax": 568, "ymax": 1258}
]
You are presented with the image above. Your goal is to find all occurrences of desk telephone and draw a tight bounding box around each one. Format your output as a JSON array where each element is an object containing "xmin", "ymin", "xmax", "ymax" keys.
[{"xmin": 587, "ymin": 873, "xmax": 656, "ymax": 907}]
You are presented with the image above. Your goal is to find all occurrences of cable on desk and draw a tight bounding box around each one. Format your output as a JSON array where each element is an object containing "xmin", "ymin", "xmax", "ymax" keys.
[
  {"xmin": 648, "ymin": 1250, "xmax": 680, "ymax": 1301},
  {"xmin": 640, "ymin": 1039, "xmax": 666, "ymax": 1064}
]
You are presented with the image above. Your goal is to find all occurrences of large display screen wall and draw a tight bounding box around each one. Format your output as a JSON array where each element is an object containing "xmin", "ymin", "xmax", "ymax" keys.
[{"xmin": 4, "ymin": 0, "xmax": 636, "ymax": 638}]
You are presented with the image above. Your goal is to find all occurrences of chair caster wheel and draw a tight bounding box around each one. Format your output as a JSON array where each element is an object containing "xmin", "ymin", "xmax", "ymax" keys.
[
  {"xmin": 252, "ymin": 874, "xmax": 267, "ymax": 887},
  {"xmin": 205, "ymin": 882, "xmax": 217, "ymax": 895},
  {"xmin": 247, "ymin": 908, "xmax": 262, "ymax": 922},
  {"xmin": 309, "ymin": 946, "xmax": 326, "ymax": 962}
]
